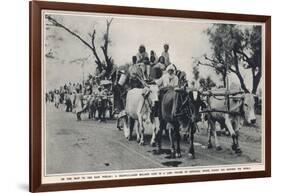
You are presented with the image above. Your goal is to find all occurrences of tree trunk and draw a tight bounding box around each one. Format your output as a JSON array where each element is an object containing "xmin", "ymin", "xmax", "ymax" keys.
[
  {"xmin": 222, "ymin": 73, "xmax": 226, "ymax": 88},
  {"xmin": 233, "ymin": 51, "xmax": 250, "ymax": 93},
  {"xmin": 252, "ymin": 69, "xmax": 261, "ymax": 94},
  {"xmin": 235, "ymin": 71, "xmax": 250, "ymax": 93}
]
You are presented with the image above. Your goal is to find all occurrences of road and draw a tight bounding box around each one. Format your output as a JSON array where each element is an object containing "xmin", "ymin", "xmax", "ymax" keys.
[{"xmin": 45, "ymin": 103, "xmax": 262, "ymax": 174}]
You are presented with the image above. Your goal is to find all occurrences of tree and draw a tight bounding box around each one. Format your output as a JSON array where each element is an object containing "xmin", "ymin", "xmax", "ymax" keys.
[
  {"xmin": 196, "ymin": 24, "xmax": 262, "ymax": 94},
  {"xmin": 196, "ymin": 54, "xmax": 228, "ymax": 88},
  {"xmin": 45, "ymin": 15, "xmax": 114, "ymax": 79},
  {"xmin": 239, "ymin": 26, "xmax": 262, "ymax": 94}
]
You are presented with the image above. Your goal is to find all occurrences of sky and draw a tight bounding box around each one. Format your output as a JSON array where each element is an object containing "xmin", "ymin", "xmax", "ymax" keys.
[{"xmin": 43, "ymin": 11, "xmax": 262, "ymax": 91}]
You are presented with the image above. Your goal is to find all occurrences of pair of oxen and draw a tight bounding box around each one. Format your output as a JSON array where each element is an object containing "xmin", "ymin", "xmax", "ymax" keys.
[
  {"xmin": 121, "ymin": 84, "xmax": 202, "ymax": 159},
  {"xmin": 116, "ymin": 73, "xmax": 257, "ymax": 159}
]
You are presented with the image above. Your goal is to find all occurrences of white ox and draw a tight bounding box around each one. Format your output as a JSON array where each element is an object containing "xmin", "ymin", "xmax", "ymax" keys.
[
  {"xmin": 206, "ymin": 93, "xmax": 256, "ymax": 154},
  {"xmin": 123, "ymin": 84, "xmax": 160, "ymax": 146}
]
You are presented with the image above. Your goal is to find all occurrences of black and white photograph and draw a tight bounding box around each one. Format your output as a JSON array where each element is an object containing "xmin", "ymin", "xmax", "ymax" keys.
[{"xmin": 42, "ymin": 10, "xmax": 266, "ymax": 184}]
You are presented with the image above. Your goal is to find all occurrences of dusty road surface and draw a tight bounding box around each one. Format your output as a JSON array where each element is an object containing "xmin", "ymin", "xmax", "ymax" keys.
[{"xmin": 46, "ymin": 104, "xmax": 262, "ymax": 174}]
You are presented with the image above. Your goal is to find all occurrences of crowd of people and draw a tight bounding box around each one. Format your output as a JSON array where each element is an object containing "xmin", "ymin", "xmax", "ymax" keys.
[
  {"xmin": 127, "ymin": 43, "xmax": 180, "ymax": 85},
  {"xmin": 46, "ymin": 43, "xmax": 191, "ymax": 122},
  {"xmin": 45, "ymin": 73, "xmax": 114, "ymax": 121},
  {"xmin": 112, "ymin": 43, "xmax": 189, "ymax": 115}
]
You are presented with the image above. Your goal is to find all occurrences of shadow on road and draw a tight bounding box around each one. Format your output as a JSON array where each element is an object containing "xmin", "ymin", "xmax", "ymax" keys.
[
  {"xmin": 161, "ymin": 161, "xmax": 182, "ymax": 167},
  {"xmin": 149, "ymin": 149, "xmax": 170, "ymax": 155}
]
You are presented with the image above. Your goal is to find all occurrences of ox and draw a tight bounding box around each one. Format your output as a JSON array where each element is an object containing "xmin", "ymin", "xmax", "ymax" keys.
[
  {"xmin": 157, "ymin": 88, "xmax": 205, "ymax": 158},
  {"xmin": 206, "ymin": 93, "xmax": 256, "ymax": 154},
  {"xmin": 123, "ymin": 84, "xmax": 159, "ymax": 146}
]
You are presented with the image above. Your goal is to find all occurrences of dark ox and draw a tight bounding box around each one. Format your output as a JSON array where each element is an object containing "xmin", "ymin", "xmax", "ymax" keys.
[
  {"xmin": 206, "ymin": 93, "xmax": 256, "ymax": 154},
  {"xmin": 157, "ymin": 88, "xmax": 205, "ymax": 158}
]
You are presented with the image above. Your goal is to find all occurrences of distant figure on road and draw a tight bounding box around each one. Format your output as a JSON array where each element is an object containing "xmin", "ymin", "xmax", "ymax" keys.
[{"xmin": 54, "ymin": 90, "xmax": 60, "ymax": 109}]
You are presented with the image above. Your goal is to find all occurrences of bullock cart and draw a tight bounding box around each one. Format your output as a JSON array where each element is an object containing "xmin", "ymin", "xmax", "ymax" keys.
[
  {"xmin": 199, "ymin": 89, "xmax": 245, "ymax": 115},
  {"xmin": 196, "ymin": 89, "xmax": 258, "ymax": 154}
]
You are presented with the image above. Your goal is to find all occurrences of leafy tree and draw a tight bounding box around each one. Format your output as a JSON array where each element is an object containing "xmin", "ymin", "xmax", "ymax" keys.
[{"xmin": 196, "ymin": 24, "xmax": 262, "ymax": 94}]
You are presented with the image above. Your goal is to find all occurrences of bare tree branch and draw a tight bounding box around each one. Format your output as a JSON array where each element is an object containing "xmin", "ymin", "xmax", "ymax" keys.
[
  {"xmin": 46, "ymin": 15, "xmax": 106, "ymax": 71},
  {"xmin": 45, "ymin": 15, "xmax": 93, "ymax": 51},
  {"xmin": 197, "ymin": 61, "xmax": 216, "ymax": 69},
  {"xmin": 236, "ymin": 49, "xmax": 253, "ymax": 67},
  {"xmin": 233, "ymin": 50, "xmax": 249, "ymax": 93},
  {"xmin": 90, "ymin": 29, "xmax": 103, "ymax": 70},
  {"xmin": 101, "ymin": 18, "xmax": 113, "ymax": 66},
  {"xmin": 46, "ymin": 15, "xmax": 116, "ymax": 79},
  {"xmin": 100, "ymin": 18, "xmax": 114, "ymax": 78},
  {"xmin": 229, "ymin": 66, "xmax": 236, "ymax": 73},
  {"xmin": 204, "ymin": 55, "xmax": 219, "ymax": 64}
]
